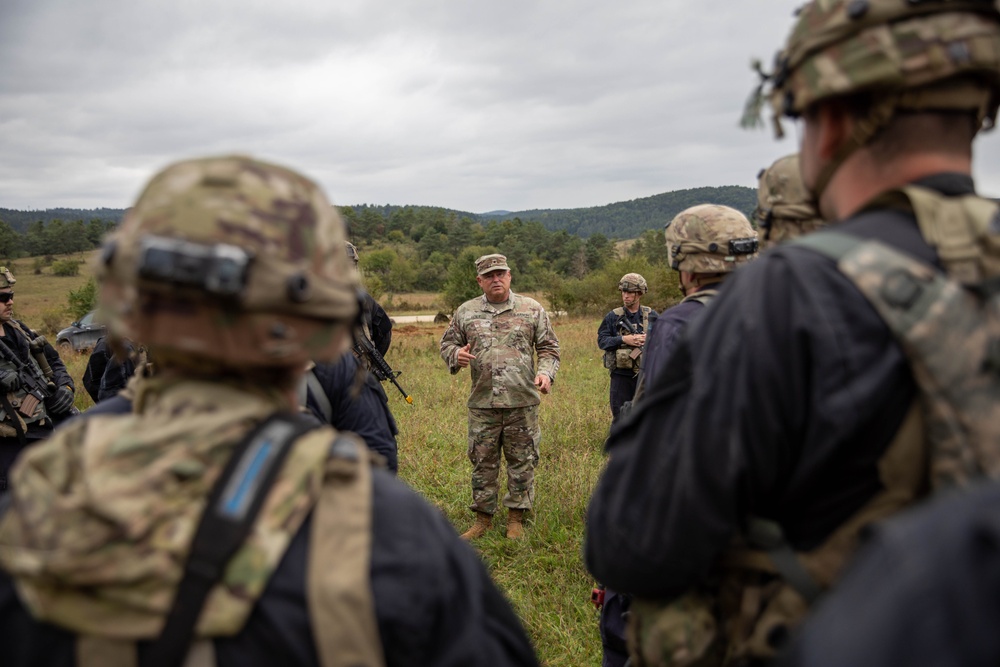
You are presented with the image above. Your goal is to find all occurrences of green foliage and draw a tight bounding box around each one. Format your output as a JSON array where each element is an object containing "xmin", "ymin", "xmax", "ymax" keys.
[
  {"xmin": 0, "ymin": 220, "xmax": 23, "ymax": 259},
  {"xmin": 40, "ymin": 308, "xmax": 67, "ymax": 337},
  {"xmin": 0, "ymin": 213, "xmax": 117, "ymax": 259},
  {"xmin": 553, "ymin": 258, "xmax": 683, "ymax": 317},
  {"xmin": 51, "ymin": 259, "xmax": 81, "ymax": 276},
  {"xmin": 442, "ymin": 246, "xmax": 496, "ymax": 311},
  {"xmin": 66, "ymin": 277, "xmax": 97, "ymax": 319}
]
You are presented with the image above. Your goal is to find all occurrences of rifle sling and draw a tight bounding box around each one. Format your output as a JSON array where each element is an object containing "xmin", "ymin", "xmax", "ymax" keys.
[
  {"xmin": 303, "ymin": 370, "xmax": 333, "ymax": 424},
  {"xmin": 146, "ymin": 412, "xmax": 318, "ymax": 667},
  {"xmin": 0, "ymin": 393, "xmax": 25, "ymax": 448}
]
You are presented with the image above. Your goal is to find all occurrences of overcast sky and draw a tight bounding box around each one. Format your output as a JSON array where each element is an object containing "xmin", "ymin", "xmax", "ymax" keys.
[{"xmin": 3, "ymin": 1, "xmax": 999, "ymax": 213}]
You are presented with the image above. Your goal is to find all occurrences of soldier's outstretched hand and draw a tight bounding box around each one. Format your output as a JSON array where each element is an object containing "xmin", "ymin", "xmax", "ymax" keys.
[{"xmin": 534, "ymin": 374, "xmax": 551, "ymax": 394}]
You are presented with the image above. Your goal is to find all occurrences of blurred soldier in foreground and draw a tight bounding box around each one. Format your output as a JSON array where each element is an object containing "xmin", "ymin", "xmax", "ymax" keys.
[
  {"xmin": 597, "ymin": 273, "xmax": 656, "ymax": 424},
  {"xmin": 440, "ymin": 253, "xmax": 560, "ymax": 540},
  {"xmin": 780, "ymin": 480, "xmax": 1000, "ymax": 667},
  {"xmin": 753, "ymin": 154, "xmax": 824, "ymax": 251},
  {"xmin": 586, "ymin": 1, "xmax": 1000, "ymax": 665},
  {"xmin": 0, "ymin": 267, "xmax": 75, "ymax": 493},
  {"xmin": 0, "ymin": 155, "xmax": 539, "ymax": 666}
]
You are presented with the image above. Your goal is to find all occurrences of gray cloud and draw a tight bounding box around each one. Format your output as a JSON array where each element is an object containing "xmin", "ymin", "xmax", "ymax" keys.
[{"xmin": 2, "ymin": 1, "xmax": 997, "ymax": 213}]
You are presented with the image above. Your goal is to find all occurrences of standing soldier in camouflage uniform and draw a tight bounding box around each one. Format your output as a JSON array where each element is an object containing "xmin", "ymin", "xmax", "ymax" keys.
[
  {"xmin": 0, "ymin": 267, "xmax": 75, "ymax": 493},
  {"xmin": 597, "ymin": 273, "xmax": 656, "ymax": 423},
  {"xmin": 0, "ymin": 156, "xmax": 539, "ymax": 667},
  {"xmin": 440, "ymin": 253, "xmax": 560, "ymax": 540},
  {"xmin": 587, "ymin": 1, "xmax": 1000, "ymax": 665},
  {"xmin": 754, "ymin": 154, "xmax": 825, "ymax": 251}
]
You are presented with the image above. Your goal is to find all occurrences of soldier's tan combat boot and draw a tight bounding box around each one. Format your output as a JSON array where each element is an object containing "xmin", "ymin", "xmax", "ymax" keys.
[
  {"xmin": 506, "ymin": 509, "xmax": 526, "ymax": 540},
  {"xmin": 461, "ymin": 511, "xmax": 492, "ymax": 540}
]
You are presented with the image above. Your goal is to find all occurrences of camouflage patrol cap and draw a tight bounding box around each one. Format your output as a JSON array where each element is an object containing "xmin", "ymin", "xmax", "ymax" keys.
[
  {"xmin": 665, "ymin": 205, "xmax": 759, "ymax": 274},
  {"xmin": 755, "ymin": 154, "xmax": 825, "ymax": 249},
  {"xmin": 618, "ymin": 273, "xmax": 648, "ymax": 294},
  {"xmin": 753, "ymin": 1, "xmax": 1000, "ymax": 135},
  {"xmin": 103, "ymin": 155, "xmax": 359, "ymax": 369},
  {"xmin": 0, "ymin": 267, "xmax": 15, "ymax": 289},
  {"xmin": 346, "ymin": 241, "xmax": 359, "ymax": 266},
  {"xmin": 475, "ymin": 253, "xmax": 510, "ymax": 275}
]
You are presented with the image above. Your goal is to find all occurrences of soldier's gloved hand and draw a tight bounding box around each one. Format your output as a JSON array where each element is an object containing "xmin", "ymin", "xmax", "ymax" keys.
[
  {"xmin": 0, "ymin": 370, "xmax": 20, "ymax": 393},
  {"xmin": 45, "ymin": 385, "xmax": 74, "ymax": 415}
]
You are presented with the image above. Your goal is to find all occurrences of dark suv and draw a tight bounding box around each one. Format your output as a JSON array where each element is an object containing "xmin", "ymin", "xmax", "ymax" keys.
[{"xmin": 56, "ymin": 310, "xmax": 107, "ymax": 352}]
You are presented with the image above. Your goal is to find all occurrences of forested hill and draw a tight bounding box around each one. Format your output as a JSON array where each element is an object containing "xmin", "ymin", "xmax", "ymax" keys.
[
  {"xmin": 0, "ymin": 183, "xmax": 756, "ymax": 241},
  {"xmin": 0, "ymin": 208, "xmax": 125, "ymax": 234},
  {"xmin": 489, "ymin": 185, "xmax": 757, "ymax": 238}
]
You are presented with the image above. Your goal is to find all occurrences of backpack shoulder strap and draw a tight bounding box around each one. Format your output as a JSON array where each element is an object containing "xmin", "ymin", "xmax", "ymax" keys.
[
  {"xmin": 308, "ymin": 435, "xmax": 386, "ymax": 667},
  {"xmin": 899, "ymin": 185, "xmax": 999, "ymax": 285},
  {"xmin": 789, "ymin": 229, "xmax": 865, "ymax": 262},
  {"xmin": 146, "ymin": 412, "xmax": 319, "ymax": 667},
  {"xmin": 612, "ymin": 307, "xmax": 625, "ymax": 317}
]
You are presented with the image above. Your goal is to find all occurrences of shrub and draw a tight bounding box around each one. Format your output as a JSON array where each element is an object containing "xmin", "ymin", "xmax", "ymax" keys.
[
  {"xmin": 51, "ymin": 259, "xmax": 81, "ymax": 276},
  {"xmin": 40, "ymin": 308, "xmax": 68, "ymax": 337},
  {"xmin": 67, "ymin": 277, "xmax": 97, "ymax": 319}
]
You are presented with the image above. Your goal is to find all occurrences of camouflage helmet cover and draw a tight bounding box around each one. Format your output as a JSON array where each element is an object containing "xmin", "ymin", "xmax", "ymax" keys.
[
  {"xmin": 665, "ymin": 204, "xmax": 759, "ymax": 274},
  {"xmin": 755, "ymin": 153, "xmax": 825, "ymax": 248},
  {"xmin": 763, "ymin": 0, "xmax": 1000, "ymax": 131},
  {"xmin": 103, "ymin": 155, "xmax": 359, "ymax": 368},
  {"xmin": 618, "ymin": 273, "xmax": 648, "ymax": 294},
  {"xmin": 0, "ymin": 267, "xmax": 15, "ymax": 289},
  {"xmin": 346, "ymin": 241, "xmax": 359, "ymax": 265}
]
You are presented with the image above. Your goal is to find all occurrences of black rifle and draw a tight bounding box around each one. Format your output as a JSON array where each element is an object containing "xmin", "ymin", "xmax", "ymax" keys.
[
  {"xmin": 617, "ymin": 315, "xmax": 639, "ymax": 336},
  {"xmin": 0, "ymin": 337, "xmax": 55, "ymax": 406},
  {"xmin": 353, "ymin": 335, "xmax": 413, "ymax": 404}
]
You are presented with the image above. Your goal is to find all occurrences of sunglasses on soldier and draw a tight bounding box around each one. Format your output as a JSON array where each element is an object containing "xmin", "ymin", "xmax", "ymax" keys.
[{"xmin": 0, "ymin": 292, "xmax": 13, "ymax": 303}]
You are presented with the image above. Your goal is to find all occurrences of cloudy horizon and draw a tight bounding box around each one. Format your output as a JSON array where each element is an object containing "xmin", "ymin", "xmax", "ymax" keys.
[{"xmin": 3, "ymin": 1, "xmax": 999, "ymax": 214}]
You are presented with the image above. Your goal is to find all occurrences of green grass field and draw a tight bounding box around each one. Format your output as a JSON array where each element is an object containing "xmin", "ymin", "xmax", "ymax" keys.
[
  {"xmin": 389, "ymin": 320, "xmax": 608, "ymax": 665},
  {"xmin": 12, "ymin": 256, "xmax": 611, "ymax": 665}
]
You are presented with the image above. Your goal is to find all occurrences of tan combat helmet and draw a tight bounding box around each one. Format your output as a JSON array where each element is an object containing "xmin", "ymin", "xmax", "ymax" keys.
[
  {"xmin": 744, "ymin": 0, "xmax": 1000, "ymax": 197},
  {"xmin": 101, "ymin": 155, "xmax": 360, "ymax": 369},
  {"xmin": 618, "ymin": 273, "xmax": 648, "ymax": 294},
  {"xmin": 0, "ymin": 267, "xmax": 15, "ymax": 289},
  {"xmin": 665, "ymin": 204, "xmax": 759, "ymax": 274},
  {"xmin": 755, "ymin": 153, "xmax": 824, "ymax": 249},
  {"xmin": 346, "ymin": 241, "xmax": 359, "ymax": 267}
]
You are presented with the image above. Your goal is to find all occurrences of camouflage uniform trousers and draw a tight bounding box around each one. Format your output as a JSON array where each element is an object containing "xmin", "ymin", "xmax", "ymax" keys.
[{"xmin": 467, "ymin": 405, "xmax": 540, "ymax": 515}]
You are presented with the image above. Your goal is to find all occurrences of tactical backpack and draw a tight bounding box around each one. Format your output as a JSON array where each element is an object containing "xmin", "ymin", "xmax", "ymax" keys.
[
  {"xmin": 627, "ymin": 186, "xmax": 1000, "ymax": 666},
  {"xmin": 75, "ymin": 415, "xmax": 385, "ymax": 667},
  {"xmin": 603, "ymin": 306, "xmax": 654, "ymax": 373}
]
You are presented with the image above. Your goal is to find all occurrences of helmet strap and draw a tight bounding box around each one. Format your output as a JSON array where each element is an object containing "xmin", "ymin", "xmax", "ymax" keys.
[{"xmin": 810, "ymin": 95, "xmax": 899, "ymax": 203}]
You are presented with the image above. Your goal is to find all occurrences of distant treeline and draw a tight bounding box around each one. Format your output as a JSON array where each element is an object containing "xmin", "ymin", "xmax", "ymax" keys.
[
  {"xmin": 0, "ymin": 216, "xmax": 118, "ymax": 259},
  {"xmin": 0, "ymin": 208, "xmax": 124, "ymax": 234},
  {"xmin": 0, "ymin": 185, "xmax": 754, "ymax": 314}
]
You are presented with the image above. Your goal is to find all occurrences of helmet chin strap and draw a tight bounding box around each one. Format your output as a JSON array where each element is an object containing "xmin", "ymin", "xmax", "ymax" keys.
[{"xmin": 809, "ymin": 95, "xmax": 899, "ymax": 204}]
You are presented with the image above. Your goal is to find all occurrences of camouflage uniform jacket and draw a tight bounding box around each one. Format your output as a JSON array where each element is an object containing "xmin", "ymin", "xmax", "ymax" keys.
[{"xmin": 440, "ymin": 292, "xmax": 559, "ymax": 409}]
